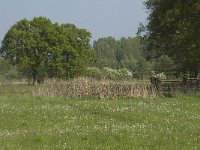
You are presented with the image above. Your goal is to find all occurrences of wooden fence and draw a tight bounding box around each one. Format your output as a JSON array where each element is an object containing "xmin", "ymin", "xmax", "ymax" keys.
[{"xmin": 150, "ymin": 77, "xmax": 200, "ymax": 96}]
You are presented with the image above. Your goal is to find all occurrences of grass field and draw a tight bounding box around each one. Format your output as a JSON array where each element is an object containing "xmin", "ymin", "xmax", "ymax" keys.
[{"xmin": 0, "ymin": 85, "xmax": 200, "ymax": 149}]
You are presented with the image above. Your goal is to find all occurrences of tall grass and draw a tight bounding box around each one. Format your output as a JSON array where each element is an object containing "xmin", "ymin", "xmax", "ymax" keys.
[{"xmin": 32, "ymin": 77, "xmax": 157, "ymax": 99}]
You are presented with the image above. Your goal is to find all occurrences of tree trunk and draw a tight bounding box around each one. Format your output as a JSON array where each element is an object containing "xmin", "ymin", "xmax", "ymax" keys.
[
  {"xmin": 32, "ymin": 74, "xmax": 37, "ymax": 85},
  {"xmin": 32, "ymin": 67, "xmax": 37, "ymax": 85}
]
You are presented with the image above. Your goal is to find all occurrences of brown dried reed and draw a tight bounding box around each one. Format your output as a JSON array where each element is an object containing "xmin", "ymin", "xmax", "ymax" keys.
[{"xmin": 32, "ymin": 77, "xmax": 157, "ymax": 99}]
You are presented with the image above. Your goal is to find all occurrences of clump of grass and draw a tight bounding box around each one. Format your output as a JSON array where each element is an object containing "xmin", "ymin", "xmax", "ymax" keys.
[{"xmin": 32, "ymin": 77, "xmax": 157, "ymax": 99}]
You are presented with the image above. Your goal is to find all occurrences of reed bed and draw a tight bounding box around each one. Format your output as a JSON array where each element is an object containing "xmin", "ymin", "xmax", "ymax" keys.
[{"xmin": 32, "ymin": 77, "xmax": 157, "ymax": 99}]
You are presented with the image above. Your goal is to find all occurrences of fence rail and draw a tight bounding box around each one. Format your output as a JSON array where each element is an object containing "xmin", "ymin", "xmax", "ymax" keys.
[{"xmin": 150, "ymin": 77, "xmax": 200, "ymax": 96}]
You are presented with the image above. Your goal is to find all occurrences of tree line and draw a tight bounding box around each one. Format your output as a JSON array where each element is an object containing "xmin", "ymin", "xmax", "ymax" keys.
[
  {"xmin": 92, "ymin": 36, "xmax": 177, "ymax": 79},
  {"xmin": 1, "ymin": 0, "xmax": 200, "ymax": 83},
  {"xmin": 92, "ymin": 36, "xmax": 141, "ymax": 69}
]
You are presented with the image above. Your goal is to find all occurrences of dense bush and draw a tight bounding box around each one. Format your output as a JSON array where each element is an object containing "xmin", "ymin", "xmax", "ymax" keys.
[
  {"xmin": 118, "ymin": 68, "xmax": 133, "ymax": 80},
  {"xmin": 0, "ymin": 57, "xmax": 21, "ymax": 81},
  {"xmin": 86, "ymin": 67, "xmax": 102, "ymax": 79},
  {"xmin": 86, "ymin": 67, "xmax": 133, "ymax": 80},
  {"xmin": 101, "ymin": 67, "xmax": 120, "ymax": 80}
]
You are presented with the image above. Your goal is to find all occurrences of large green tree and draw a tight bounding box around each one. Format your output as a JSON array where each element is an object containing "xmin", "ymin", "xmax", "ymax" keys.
[
  {"xmin": 46, "ymin": 23, "xmax": 94, "ymax": 79},
  {"xmin": 1, "ymin": 17, "xmax": 93, "ymax": 84},
  {"xmin": 144, "ymin": 0, "xmax": 200, "ymax": 77}
]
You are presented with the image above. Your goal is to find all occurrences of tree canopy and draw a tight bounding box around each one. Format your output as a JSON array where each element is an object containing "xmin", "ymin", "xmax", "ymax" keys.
[
  {"xmin": 93, "ymin": 36, "xmax": 142, "ymax": 69},
  {"xmin": 0, "ymin": 17, "xmax": 94, "ymax": 84},
  {"xmin": 144, "ymin": 0, "xmax": 200, "ymax": 77}
]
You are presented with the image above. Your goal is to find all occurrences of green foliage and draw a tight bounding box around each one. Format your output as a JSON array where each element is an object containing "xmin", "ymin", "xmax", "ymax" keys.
[
  {"xmin": 86, "ymin": 67, "xmax": 102, "ymax": 79},
  {"xmin": 46, "ymin": 23, "xmax": 94, "ymax": 79},
  {"xmin": 93, "ymin": 36, "xmax": 142, "ymax": 69},
  {"xmin": 86, "ymin": 67, "xmax": 133, "ymax": 80},
  {"xmin": 101, "ymin": 67, "xmax": 120, "ymax": 80},
  {"xmin": 118, "ymin": 68, "xmax": 133, "ymax": 80},
  {"xmin": 1, "ymin": 17, "xmax": 94, "ymax": 83},
  {"xmin": 0, "ymin": 57, "xmax": 20, "ymax": 81},
  {"xmin": 91, "ymin": 36, "xmax": 156, "ymax": 79},
  {"xmin": 133, "ymin": 58, "xmax": 153, "ymax": 79},
  {"xmin": 144, "ymin": 0, "xmax": 200, "ymax": 77},
  {"xmin": 93, "ymin": 37, "xmax": 116, "ymax": 60},
  {"xmin": 153, "ymin": 55, "xmax": 174, "ymax": 77}
]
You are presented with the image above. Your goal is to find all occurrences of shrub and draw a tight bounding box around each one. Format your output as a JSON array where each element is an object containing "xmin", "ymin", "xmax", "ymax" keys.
[
  {"xmin": 102, "ymin": 68, "xmax": 120, "ymax": 80},
  {"xmin": 118, "ymin": 68, "xmax": 133, "ymax": 80},
  {"xmin": 86, "ymin": 67, "xmax": 102, "ymax": 79}
]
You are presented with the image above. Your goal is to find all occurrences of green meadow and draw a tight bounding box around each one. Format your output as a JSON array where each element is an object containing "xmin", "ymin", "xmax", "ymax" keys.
[{"xmin": 0, "ymin": 85, "xmax": 199, "ymax": 149}]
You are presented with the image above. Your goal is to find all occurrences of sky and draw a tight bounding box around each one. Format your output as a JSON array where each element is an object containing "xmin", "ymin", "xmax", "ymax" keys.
[{"xmin": 0, "ymin": 0, "xmax": 148, "ymax": 43}]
